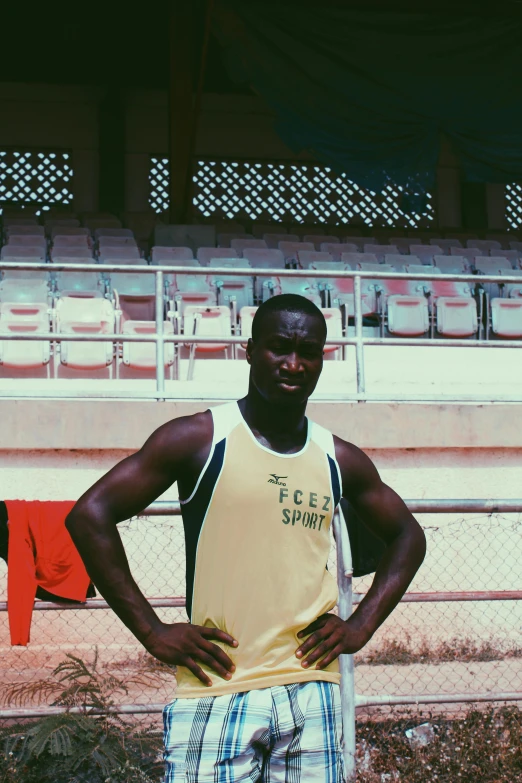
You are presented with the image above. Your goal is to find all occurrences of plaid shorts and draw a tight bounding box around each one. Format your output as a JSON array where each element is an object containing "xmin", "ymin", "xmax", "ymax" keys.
[{"xmin": 163, "ymin": 680, "xmax": 344, "ymax": 782}]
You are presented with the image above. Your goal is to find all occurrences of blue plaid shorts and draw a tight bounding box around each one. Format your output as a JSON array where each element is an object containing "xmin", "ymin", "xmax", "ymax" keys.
[{"xmin": 163, "ymin": 680, "xmax": 344, "ymax": 782}]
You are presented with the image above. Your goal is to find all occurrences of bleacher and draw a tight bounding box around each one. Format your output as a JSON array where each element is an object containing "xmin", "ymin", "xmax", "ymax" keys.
[{"xmin": 1, "ymin": 209, "xmax": 522, "ymax": 385}]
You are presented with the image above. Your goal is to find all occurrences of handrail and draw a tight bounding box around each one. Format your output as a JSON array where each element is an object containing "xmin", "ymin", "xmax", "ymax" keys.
[{"xmin": 0, "ymin": 259, "xmax": 521, "ymax": 284}]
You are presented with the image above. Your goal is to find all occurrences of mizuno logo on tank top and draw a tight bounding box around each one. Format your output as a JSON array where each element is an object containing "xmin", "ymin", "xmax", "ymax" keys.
[
  {"xmin": 267, "ymin": 473, "xmax": 287, "ymax": 486},
  {"xmin": 176, "ymin": 401, "xmax": 342, "ymax": 699}
]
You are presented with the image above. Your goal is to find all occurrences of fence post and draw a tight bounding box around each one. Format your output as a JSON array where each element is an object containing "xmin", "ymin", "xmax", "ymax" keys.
[
  {"xmin": 334, "ymin": 508, "xmax": 356, "ymax": 782},
  {"xmin": 353, "ymin": 273, "xmax": 365, "ymax": 400},
  {"xmin": 155, "ymin": 270, "xmax": 165, "ymax": 400}
]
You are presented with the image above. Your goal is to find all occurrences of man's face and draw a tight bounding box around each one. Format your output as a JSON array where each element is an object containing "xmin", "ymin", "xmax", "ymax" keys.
[{"xmin": 246, "ymin": 310, "xmax": 325, "ymax": 406}]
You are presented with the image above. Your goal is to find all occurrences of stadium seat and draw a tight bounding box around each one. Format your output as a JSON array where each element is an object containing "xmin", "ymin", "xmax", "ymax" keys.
[
  {"xmin": 53, "ymin": 235, "xmax": 92, "ymax": 249},
  {"xmin": 115, "ymin": 290, "xmax": 156, "ymax": 322},
  {"xmin": 0, "ymin": 301, "xmax": 51, "ymax": 370},
  {"xmin": 450, "ymin": 247, "xmax": 485, "ymax": 263},
  {"xmin": 170, "ymin": 275, "xmax": 216, "ymax": 315},
  {"xmin": 430, "ymin": 238, "xmax": 462, "ymax": 254},
  {"xmin": 474, "ymin": 257, "xmax": 511, "ymax": 275},
  {"xmin": 433, "ymin": 255, "xmax": 468, "ymax": 274},
  {"xmin": 217, "ymin": 232, "xmax": 253, "ymax": 248},
  {"xmin": 54, "ymin": 271, "xmax": 105, "ymax": 298},
  {"xmin": 151, "ymin": 246, "xmax": 195, "ymax": 265},
  {"xmin": 154, "ymin": 224, "xmax": 216, "ymax": 250},
  {"xmin": 1, "ymin": 245, "xmax": 45, "ymax": 261},
  {"xmin": 208, "ymin": 258, "xmax": 254, "ymax": 311},
  {"xmin": 421, "ymin": 278, "xmax": 479, "ymax": 338},
  {"xmin": 436, "ymin": 297, "xmax": 478, "ymax": 337},
  {"xmin": 184, "ymin": 305, "xmax": 232, "ymax": 379},
  {"xmin": 0, "ymin": 279, "xmax": 50, "ymax": 304},
  {"xmin": 409, "ymin": 245, "xmax": 442, "ymax": 264},
  {"xmin": 45, "ymin": 218, "xmax": 80, "ymax": 230},
  {"xmin": 386, "ymin": 294, "xmax": 429, "ymax": 336},
  {"xmin": 98, "ymin": 236, "xmax": 139, "ymax": 248},
  {"xmin": 5, "ymin": 235, "xmax": 47, "ymax": 249},
  {"xmin": 342, "ymin": 236, "xmax": 376, "ymax": 250},
  {"xmin": 341, "ymin": 252, "xmax": 379, "ymax": 267},
  {"xmin": 279, "ymin": 241, "xmax": 315, "ymax": 266},
  {"xmin": 3, "ymin": 218, "xmax": 38, "ymax": 228},
  {"xmin": 490, "ymin": 298, "xmax": 522, "ymax": 338},
  {"xmin": 50, "ymin": 226, "xmax": 90, "ymax": 238},
  {"xmin": 401, "ymin": 262, "xmax": 436, "ymax": 275},
  {"xmin": 509, "ymin": 241, "xmax": 522, "ymax": 253},
  {"xmin": 303, "ymin": 234, "xmax": 339, "ymax": 250},
  {"xmin": 242, "ymin": 248, "xmax": 285, "ymax": 269},
  {"xmin": 95, "ymin": 228, "xmax": 134, "ymax": 240},
  {"xmin": 320, "ymin": 242, "xmax": 357, "ymax": 261},
  {"xmin": 98, "ymin": 246, "xmax": 142, "ymax": 264},
  {"xmin": 500, "ymin": 269, "xmax": 522, "ymax": 297},
  {"xmin": 51, "ymin": 247, "xmax": 95, "ymax": 262},
  {"xmin": 55, "ymin": 296, "xmax": 116, "ymax": 371},
  {"xmin": 263, "ymin": 275, "xmax": 321, "ymax": 306},
  {"xmin": 389, "ymin": 237, "xmax": 419, "ymax": 253},
  {"xmin": 120, "ymin": 320, "xmax": 175, "ymax": 371},
  {"xmin": 363, "ymin": 244, "xmax": 399, "ymax": 263},
  {"xmin": 1, "ymin": 268, "xmax": 49, "ymax": 283},
  {"xmin": 197, "ymin": 247, "xmax": 239, "ymax": 266},
  {"xmin": 230, "ymin": 238, "xmax": 268, "ymax": 254},
  {"xmin": 468, "ymin": 239, "xmax": 502, "ymax": 253},
  {"xmin": 263, "ymin": 233, "xmax": 299, "ymax": 249},
  {"xmin": 493, "ymin": 249, "xmax": 520, "ymax": 268},
  {"xmin": 109, "ymin": 272, "xmax": 156, "ymax": 297},
  {"xmin": 297, "ymin": 250, "xmax": 333, "ymax": 268}
]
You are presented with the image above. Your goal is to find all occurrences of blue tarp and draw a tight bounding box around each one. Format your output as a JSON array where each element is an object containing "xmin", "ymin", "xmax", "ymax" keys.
[{"xmin": 214, "ymin": 3, "xmax": 522, "ymax": 203}]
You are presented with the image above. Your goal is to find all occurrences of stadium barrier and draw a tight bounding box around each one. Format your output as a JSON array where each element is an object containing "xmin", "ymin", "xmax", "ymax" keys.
[
  {"xmin": 3, "ymin": 261, "xmax": 522, "ymax": 401},
  {"xmin": 1, "ymin": 498, "xmax": 521, "ymax": 781}
]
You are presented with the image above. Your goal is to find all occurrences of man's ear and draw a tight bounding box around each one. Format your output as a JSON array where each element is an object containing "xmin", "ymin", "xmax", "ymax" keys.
[{"xmin": 245, "ymin": 338, "xmax": 254, "ymax": 365}]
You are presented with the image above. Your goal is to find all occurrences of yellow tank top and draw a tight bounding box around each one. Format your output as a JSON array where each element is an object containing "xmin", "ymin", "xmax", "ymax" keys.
[{"xmin": 175, "ymin": 401, "xmax": 342, "ymax": 698}]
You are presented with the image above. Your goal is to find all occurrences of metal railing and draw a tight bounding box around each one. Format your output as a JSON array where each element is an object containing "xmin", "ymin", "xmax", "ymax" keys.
[
  {"xmin": 2, "ymin": 260, "xmax": 522, "ymax": 401},
  {"xmin": 1, "ymin": 498, "xmax": 521, "ymax": 781}
]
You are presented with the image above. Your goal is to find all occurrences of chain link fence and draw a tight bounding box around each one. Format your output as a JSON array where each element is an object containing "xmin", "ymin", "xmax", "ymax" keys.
[{"xmin": 0, "ymin": 509, "xmax": 520, "ymax": 721}]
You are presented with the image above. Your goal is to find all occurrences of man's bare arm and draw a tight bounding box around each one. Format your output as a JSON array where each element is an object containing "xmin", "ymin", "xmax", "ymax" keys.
[
  {"xmin": 296, "ymin": 438, "xmax": 426, "ymax": 669},
  {"xmin": 66, "ymin": 413, "xmax": 237, "ymax": 686}
]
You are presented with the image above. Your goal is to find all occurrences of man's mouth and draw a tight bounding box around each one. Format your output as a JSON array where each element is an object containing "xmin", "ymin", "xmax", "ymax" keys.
[{"xmin": 277, "ymin": 379, "xmax": 304, "ymax": 392}]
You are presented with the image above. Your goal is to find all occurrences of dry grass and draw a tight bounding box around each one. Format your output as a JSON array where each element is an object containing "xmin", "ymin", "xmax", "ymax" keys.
[
  {"xmin": 356, "ymin": 706, "xmax": 522, "ymax": 782},
  {"xmin": 359, "ymin": 636, "xmax": 522, "ymax": 667}
]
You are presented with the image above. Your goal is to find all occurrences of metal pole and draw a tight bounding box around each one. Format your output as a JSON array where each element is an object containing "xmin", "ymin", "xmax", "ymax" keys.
[
  {"xmin": 155, "ymin": 269, "xmax": 165, "ymax": 400},
  {"xmin": 353, "ymin": 273, "xmax": 365, "ymax": 399},
  {"xmin": 333, "ymin": 509, "xmax": 356, "ymax": 782}
]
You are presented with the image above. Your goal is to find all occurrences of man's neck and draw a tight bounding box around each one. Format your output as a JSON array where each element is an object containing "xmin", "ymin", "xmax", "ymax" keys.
[{"xmin": 238, "ymin": 384, "xmax": 308, "ymax": 452}]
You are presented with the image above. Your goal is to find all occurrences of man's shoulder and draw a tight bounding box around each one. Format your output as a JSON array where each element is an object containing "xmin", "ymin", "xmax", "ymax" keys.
[{"xmin": 147, "ymin": 410, "xmax": 213, "ymax": 458}]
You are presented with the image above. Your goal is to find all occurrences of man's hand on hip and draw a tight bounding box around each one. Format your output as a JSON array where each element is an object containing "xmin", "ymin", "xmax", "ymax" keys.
[
  {"xmin": 295, "ymin": 613, "xmax": 369, "ymax": 670},
  {"xmin": 144, "ymin": 623, "xmax": 238, "ymax": 686}
]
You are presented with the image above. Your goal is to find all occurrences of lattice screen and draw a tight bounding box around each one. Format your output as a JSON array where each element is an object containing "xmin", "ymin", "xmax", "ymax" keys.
[
  {"xmin": 0, "ymin": 150, "xmax": 73, "ymax": 215},
  {"xmin": 506, "ymin": 184, "xmax": 522, "ymax": 229},
  {"xmin": 149, "ymin": 157, "xmax": 434, "ymax": 228}
]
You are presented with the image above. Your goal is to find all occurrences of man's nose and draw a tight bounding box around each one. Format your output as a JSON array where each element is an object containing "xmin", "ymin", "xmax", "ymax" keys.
[{"xmin": 282, "ymin": 352, "xmax": 303, "ymax": 373}]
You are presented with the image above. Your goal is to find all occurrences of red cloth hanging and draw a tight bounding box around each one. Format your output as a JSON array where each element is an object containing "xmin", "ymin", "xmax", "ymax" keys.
[{"xmin": 6, "ymin": 500, "xmax": 91, "ymax": 646}]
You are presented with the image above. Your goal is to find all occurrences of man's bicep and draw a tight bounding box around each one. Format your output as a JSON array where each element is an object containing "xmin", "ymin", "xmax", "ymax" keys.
[
  {"xmin": 73, "ymin": 419, "xmax": 195, "ymax": 524},
  {"xmin": 335, "ymin": 437, "xmax": 417, "ymax": 544}
]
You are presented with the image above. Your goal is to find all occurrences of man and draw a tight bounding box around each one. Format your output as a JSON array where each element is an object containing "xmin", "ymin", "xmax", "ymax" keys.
[{"xmin": 66, "ymin": 293, "xmax": 426, "ymax": 782}]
